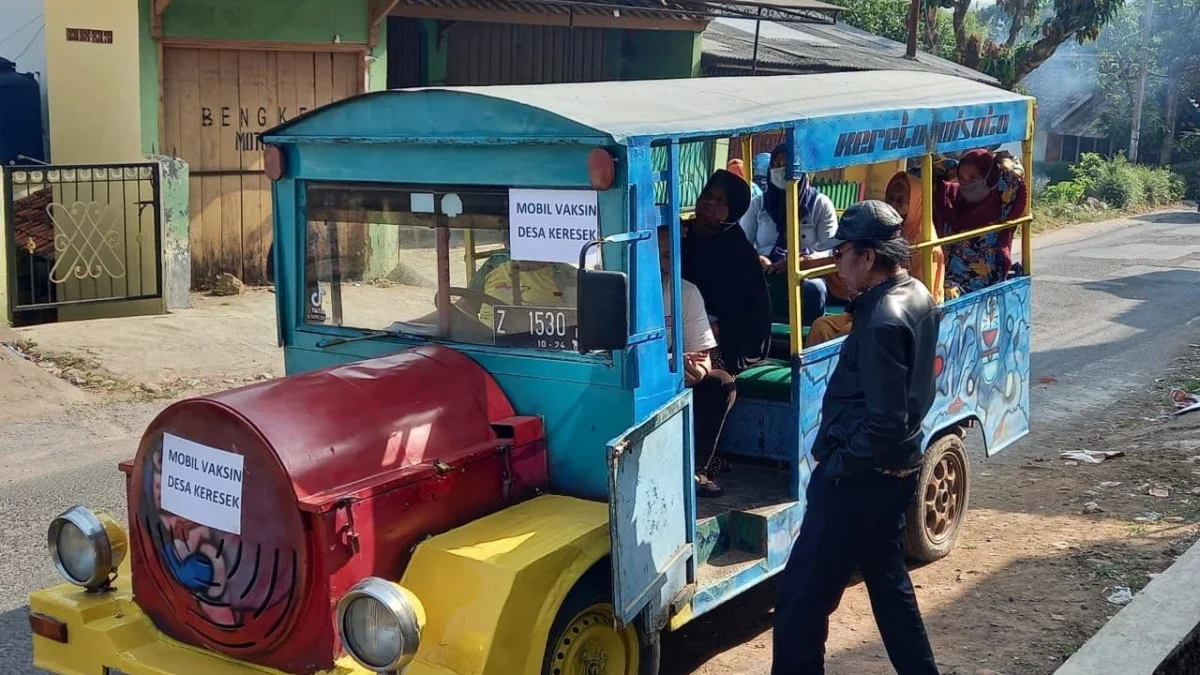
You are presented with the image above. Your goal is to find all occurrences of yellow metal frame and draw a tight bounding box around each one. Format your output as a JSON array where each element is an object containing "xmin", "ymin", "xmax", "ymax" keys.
[{"xmin": 786, "ymin": 134, "xmax": 1037, "ymax": 355}]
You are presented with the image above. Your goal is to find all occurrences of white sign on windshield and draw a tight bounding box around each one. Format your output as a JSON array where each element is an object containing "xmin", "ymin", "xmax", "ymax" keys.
[
  {"xmin": 160, "ymin": 433, "xmax": 245, "ymax": 535},
  {"xmin": 509, "ymin": 189, "xmax": 600, "ymax": 265}
]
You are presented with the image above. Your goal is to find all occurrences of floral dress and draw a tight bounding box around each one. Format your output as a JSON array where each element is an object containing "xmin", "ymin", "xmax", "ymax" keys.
[{"xmin": 944, "ymin": 155, "xmax": 1026, "ymax": 296}]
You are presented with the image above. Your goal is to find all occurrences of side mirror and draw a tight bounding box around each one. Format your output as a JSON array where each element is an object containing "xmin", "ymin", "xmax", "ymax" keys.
[{"xmin": 576, "ymin": 268, "xmax": 629, "ymax": 353}]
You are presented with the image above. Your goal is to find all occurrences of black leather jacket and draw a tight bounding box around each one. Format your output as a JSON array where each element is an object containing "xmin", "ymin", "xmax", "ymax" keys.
[{"xmin": 812, "ymin": 273, "xmax": 941, "ymax": 479}]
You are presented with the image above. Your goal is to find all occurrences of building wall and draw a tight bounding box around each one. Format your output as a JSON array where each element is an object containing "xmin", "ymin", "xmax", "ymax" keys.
[
  {"xmin": 620, "ymin": 29, "xmax": 701, "ymax": 80},
  {"xmin": 44, "ymin": 0, "xmax": 143, "ymax": 163},
  {"xmin": 138, "ymin": 0, "xmax": 386, "ymax": 154}
]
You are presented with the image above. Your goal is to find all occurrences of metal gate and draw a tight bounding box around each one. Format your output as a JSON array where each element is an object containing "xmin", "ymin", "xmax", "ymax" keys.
[{"xmin": 3, "ymin": 162, "xmax": 163, "ymax": 326}]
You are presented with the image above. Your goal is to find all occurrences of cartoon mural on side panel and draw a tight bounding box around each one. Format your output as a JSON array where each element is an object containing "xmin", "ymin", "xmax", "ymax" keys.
[{"xmin": 798, "ymin": 281, "xmax": 1031, "ymax": 457}]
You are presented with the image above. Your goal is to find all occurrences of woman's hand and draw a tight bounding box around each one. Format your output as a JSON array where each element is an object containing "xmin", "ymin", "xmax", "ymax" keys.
[
  {"xmin": 759, "ymin": 255, "xmax": 773, "ymax": 270},
  {"xmin": 683, "ymin": 351, "xmax": 711, "ymax": 387}
]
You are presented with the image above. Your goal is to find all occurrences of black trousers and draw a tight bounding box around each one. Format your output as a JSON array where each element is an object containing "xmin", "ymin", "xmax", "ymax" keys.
[
  {"xmin": 691, "ymin": 369, "xmax": 736, "ymax": 475},
  {"xmin": 772, "ymin": 463, "xmax": 938, "ymax": 675}
]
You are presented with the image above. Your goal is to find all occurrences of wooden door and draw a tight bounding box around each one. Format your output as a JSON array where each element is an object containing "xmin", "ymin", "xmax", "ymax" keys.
[{"xmin": 161, "ymin": 48, "xmax": 362, "ymax": 286}]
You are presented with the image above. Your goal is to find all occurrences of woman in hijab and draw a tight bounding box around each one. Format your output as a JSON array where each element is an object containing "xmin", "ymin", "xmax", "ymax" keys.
[
  {"xmin": 727, "ymin": 158, "xmax": 762, "ymax": 200},
  {"xmin": 753, "ymin": 152, "xmax": 772, "ymax": 193},
  {"xmin": 739, "ymin": 143, "xmax": 841, "ymax": 325},
  {"xmin": 806, "ymin": 170, "xmax": 946, "ymax": 346},
  {"xmin": 682, "ymin": 169, "xmax": 772, "ymax": 374},
  {"xmin": 941, "ymin": 148, "xmax": 1028, "ymax": 295}
]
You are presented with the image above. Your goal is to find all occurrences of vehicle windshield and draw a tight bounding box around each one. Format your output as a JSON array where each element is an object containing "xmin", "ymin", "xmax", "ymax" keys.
[{"xmin": 304, "ymin": 182, "xmax": 595, "ymax": 352}]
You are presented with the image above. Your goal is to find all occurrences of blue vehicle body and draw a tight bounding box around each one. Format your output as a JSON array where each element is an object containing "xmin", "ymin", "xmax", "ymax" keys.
[{"xmin": 261, "ymin": 70, "xmax": 1035, "ymax": 632}]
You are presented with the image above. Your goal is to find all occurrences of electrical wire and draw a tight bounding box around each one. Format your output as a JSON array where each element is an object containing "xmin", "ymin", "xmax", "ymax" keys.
[
  {"xmin": 12, "ymin": 24, "xmax": 44, "ymax": 64},
  {"xmin": 0, "ymin": 14, "xmax": 43, "ymax": 48}
]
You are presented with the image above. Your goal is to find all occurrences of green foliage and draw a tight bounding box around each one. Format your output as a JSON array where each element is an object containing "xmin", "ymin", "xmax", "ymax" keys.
[
  {"xmin": 1169, "ymin": 160, "xmax": 1200, "ymax": 199},
  {"xmin": 834, "ymin": 0, "xmax": 962, "ymax": 60},
  {"xmin": 1096, "ymin": 0, "xmax": 1200, "ymax": 163},
  {"xmin": 1068, "ymin": 153, "xmax": 1186, "ymax": 208},
  {"xmin": 1043, "ymin": 180, "xmax": 1086, "ymax": 204}
]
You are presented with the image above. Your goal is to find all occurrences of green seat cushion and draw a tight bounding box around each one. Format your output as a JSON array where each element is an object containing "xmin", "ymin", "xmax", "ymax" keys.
[{"xmin": 735, "ymin": 358, "xmax": 793, "ymax": 402}]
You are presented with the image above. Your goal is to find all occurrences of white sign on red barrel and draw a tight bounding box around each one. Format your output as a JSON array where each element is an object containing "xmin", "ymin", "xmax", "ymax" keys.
[{"xmin": 160, "ymin": 433, "xmax": 245, "ymax": 535}]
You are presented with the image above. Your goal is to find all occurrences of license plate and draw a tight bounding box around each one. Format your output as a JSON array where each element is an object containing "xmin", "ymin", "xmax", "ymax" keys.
[{"xmin": 493, "ymin": 305, "xmax": 578, "ymax": 351}]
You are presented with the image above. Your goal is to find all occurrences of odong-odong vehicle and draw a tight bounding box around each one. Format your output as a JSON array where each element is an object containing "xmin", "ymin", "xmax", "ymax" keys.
[{"xmin": 29, "ymin": 70, "xmax": 1035, "ymax": 675}]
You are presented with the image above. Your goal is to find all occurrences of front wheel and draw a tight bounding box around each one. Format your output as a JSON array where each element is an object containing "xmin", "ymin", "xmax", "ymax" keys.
[
  {"xmin": 903, "ymin": 432, "xmax": 971, "ymax": 563},
  {"xmin": 543, "ymin": 571, "xmax": 660, "ymax": 675}
]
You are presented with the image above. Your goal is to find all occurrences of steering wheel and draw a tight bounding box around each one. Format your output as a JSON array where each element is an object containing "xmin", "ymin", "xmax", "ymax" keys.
[{"xmin": 444, "ymin": 287, "xmax": 508, "ymax": 314}]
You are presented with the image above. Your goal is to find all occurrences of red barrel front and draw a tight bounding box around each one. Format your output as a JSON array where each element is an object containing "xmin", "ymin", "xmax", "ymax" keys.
[{"xmin": 125, "ymin": 345, "xmax": 542, "ymax": 673}]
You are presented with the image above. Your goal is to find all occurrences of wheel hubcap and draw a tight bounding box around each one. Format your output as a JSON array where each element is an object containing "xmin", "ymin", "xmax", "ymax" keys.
[
  {"xmin": 923, "ymin": 451, "xmax": 965, "ymax": 544},
  {"xmin": 551, "ymin": 604, "xmax": 639, "ymax": 675}
]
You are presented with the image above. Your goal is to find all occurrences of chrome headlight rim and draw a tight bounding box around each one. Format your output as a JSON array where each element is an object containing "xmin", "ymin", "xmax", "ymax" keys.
[
  {"xmin": 336, "ymin": 577, "xmax": 422, "ymax": 672},
  {"xmin": 47, "ymin": 506, "xmax": 120, "ymax": 589}
]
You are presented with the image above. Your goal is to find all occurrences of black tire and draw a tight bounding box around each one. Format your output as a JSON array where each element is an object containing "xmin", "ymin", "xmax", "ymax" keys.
[
  {"xmin": 904, "ymin": 432, "xmax": 971, "ymax": 563},
  {"xmin": 542, "ymin": 566, "xmax": 660, "ymax": 675}
]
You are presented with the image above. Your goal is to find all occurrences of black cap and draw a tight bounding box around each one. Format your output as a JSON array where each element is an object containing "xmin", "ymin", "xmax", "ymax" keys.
[{"xmin": 814, "ymin": 199, "xmax": 903, "ymax": 252}]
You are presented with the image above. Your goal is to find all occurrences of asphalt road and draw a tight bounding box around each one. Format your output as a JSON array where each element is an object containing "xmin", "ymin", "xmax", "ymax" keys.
[{"xmin": 1, "ymin": 208, "xmax": 1199, "ymax": 673}]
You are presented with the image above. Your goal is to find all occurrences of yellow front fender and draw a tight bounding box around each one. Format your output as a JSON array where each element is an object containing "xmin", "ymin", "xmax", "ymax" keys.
[{"xmin": 400, "ymin": 494, "xmax": 611, "ymax": 675}]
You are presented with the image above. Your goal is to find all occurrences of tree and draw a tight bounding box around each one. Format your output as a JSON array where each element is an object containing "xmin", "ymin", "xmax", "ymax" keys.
[
  {"xmin": 837, "ymin": 0, "xmax": 1124, "ymax": 88},
  {"xmin": 1095, "ymin": 0, "xmax": 1200, "ymax": 163}
]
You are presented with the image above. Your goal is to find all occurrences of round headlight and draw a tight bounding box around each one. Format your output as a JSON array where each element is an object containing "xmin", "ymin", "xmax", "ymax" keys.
[
  {"xmin": 336, "ymin": 578, "xmax": 424, "ymax": 672},
  {"xmin": 47, "ymin": 506, "xmax": 127, "ymax": 590}
]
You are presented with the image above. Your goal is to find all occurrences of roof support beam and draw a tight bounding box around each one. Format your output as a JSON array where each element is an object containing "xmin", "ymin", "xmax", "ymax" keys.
[
  {"xmin": 151, "ymin": 0, "xmax": 171, "ymax": 39},
  {"xmin": 369, "ymin": 0, "xmax": 401, "ymax": 48}
]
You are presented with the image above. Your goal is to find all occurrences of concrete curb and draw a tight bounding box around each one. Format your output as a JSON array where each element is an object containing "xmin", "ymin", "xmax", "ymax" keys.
[{"xmin": 1055, "ymin": 536, "xmax": 1200, "ymax": 675}]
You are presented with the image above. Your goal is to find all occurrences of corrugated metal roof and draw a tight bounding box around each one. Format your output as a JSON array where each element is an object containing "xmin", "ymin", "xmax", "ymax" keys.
[
  {"xmin": 396, "ymin": 0, "xmax": 708, "ymax": 21},
  {"xmin": 419, "ymin": 69, "xmax": 1028, "ymax": 141},
  {"xmin": 392, "ymin": 0, "xmax": 845, "ymax": 23},
  {"xmin": 701, "ymin": 18, "xmax": 998, "ymax": 84}
]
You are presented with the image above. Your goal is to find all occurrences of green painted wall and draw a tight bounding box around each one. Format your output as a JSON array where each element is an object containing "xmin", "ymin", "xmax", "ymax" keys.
[
  {"xmin": 619, "ymin": 29, "xmax": 702, "ymax": 80},
  {"xmin": 139, "ymin": 0, "xmax": 157, "ymax": 154},
  {"xmin": 161, "ymin": 0, "xmax": 369, "ymax": 42},
  {"xmin": 138, "ymin": 0, "xmax": 384, "ymax": 154},
  {"xmin": 419, "ymin": 20, "xmax": 448, "ymax": 86}
]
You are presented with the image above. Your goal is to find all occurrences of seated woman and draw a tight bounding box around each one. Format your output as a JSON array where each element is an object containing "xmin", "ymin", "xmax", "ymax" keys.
[
  {"xmin": 941, "ymin": 148, "xmax": 1028, "ymax": 295},
  {"xmin": 474, "ymin": 259, "xmax": 577, "ymax": 326},
  {"xmin": 433, "ymin": 256, "xmax": 577, "ymax": 342},
  {"xmin": 726, "ymin": 157, "xmax": 763, "ymax": 201},
  {"xmin": 807, "ymin": 170, "xmax": 946, "ymax": 346},
  {"xmin": 659, "ymin": 225, "xmax": 735, "ymax": 498},
  {"xmin": 682, "ymin": 169, "xmax": 773, "ymax": 375},
  {"xmin": 738, "ymin": 143, "xmax": 841, "ymax": 325}
]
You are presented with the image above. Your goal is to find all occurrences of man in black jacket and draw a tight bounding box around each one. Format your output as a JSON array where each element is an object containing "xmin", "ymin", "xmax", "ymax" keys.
[{"xmin": 772, "ymin": 200, "xmax": 942, "ymax": 675}]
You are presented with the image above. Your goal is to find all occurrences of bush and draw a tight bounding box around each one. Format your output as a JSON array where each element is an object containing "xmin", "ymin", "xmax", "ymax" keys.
[
  {"xmin": 1067, "ymin": 153, "xmax": 1186, "ymax": 209},
  {"xmin": 1171, "ymin": 160, "xmax": 1200, "ymax": 200},
  {"xmin": 1042, "ymin": 180, "xmax": 1085, "ymax": 205}
]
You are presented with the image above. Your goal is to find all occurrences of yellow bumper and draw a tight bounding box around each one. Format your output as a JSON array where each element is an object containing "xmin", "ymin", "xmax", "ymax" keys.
[
  {"xmin": 31, "ymin": 495, "xmax": 609, "ymax": 675},
  {"xmin": 30, "ymin": 575, "xmax": 454, "ymax": 675}
]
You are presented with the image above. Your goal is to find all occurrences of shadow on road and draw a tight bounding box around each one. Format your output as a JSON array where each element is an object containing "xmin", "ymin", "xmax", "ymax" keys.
[
  {"xmin": 1127, "ymin": 211, "xmax": 1200, "ymax": 225},
  {"xmin": 1031, "ymin": 269, "xmax": 1200, "ymax": 381}
]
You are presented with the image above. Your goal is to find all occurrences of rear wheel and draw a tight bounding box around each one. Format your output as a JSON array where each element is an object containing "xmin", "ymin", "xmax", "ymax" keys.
[
  {"xmin": 542, "ymin": 570, "xmax": 660, "ymax": 675},
  {"xmin": 904, "ymin": 432, "xmax": 971, "ymax": 563}
]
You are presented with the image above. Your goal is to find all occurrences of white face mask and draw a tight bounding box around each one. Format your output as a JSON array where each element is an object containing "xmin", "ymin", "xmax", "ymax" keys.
[{"xmin": 769, "ymin": 167, "xmax": 786, "ymax": 190}]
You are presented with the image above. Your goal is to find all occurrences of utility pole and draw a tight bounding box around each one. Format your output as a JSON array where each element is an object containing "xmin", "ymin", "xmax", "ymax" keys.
[
  {"xmin": 1129, "ymin": 0, "xmax": 1154, "ymax": 161},
  {"xmin": 906, "ymin": 0, "xmax": 921, "ymax": 58}
]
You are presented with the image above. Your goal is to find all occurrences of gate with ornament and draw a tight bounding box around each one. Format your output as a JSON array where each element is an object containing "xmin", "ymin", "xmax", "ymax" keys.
[{"xmin": 2, "ymin": 162, "xmax": 163, "ymax": 326}]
